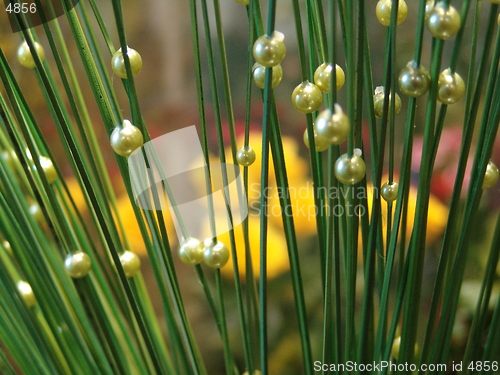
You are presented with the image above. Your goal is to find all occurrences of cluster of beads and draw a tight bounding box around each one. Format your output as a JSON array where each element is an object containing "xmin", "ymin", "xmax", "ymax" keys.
[
  {"xmin": 178, "ymin": 237, "xmax": 229, "ymax": 269},
  {"xmin": 17, "ymin": 41, "xmax": 45, "ymax": 69},
  {"xmin": 334, "ymin": 149, "xmax": 367, "ymax": 185},
  {"xmin": 111, "ymin": 47, "xmax": 143, "ymax": 79},
  {"xmin": 376, "ymin": 0, "xmax": 408, "ymax": 26},
  {"xmin": 373, "ymin": 86, "xmax": 402, "ymax": 119},
  {"xmin": 110, "ymin": 119, "xmax": 144, "ymax": 157}
]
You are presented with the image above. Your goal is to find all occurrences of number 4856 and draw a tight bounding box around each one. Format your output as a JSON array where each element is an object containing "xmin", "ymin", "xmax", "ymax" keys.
[
  {"xmin": 6, "ymin": 3, "xmax": 37, "ymax": 13},
  {"xmin": 468, "ymin": 361, "xmax": 499, "ymax": 372}
]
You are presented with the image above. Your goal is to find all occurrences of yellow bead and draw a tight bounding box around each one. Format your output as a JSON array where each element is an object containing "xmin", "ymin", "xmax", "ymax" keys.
[
  {"xmin": 110, "ymin": 119, "xmax": 144, "ymax": 157},
  {"xmin": 303, "ymin": 129, "xmax": 330, "ymax": 152},
  {"xmin": 425, "ymin": 0, "xmax": 434, "ymax": 22},
  {"xmin": 17, "ymin": 281, "xmax": 37, "ymax": 307},
  {"xmin": 236, "ymin": 145, "xmax": 256, "ymax": 166},
  {"xmin": 29, "ymin": 201, "xmax": 44, "ymax": 224},
  {"xmin": 39, "ymin": 156, "xmax": 57, "ymax": 184},
  {"xmin": 376, "ymin": 0, "xmax": 408, "ymax": 26},
  {"xmin": 391, "ymin": 336, "xmax": 419, "ymax": 359},
  {"xmin": 314, "ymin": 104, "xmax": 350, "ymax": 145},
  {"xmin": 398, "ymin": 60, "xmax": 431, "ymax": 98},
  {"xmin": 2, "ymin": 149, "xmax": 18, "ymax": 170},
  {"xmin": 243, "ymin": 371, "xmax": 262, "ymax": 375},
  {"xmin": 179, "ymin": 238, "xmax": 204, "ymax": 265},
  {"xmin": 2, "ymin": 240, "xmax": 12, "ymax": 257},
  {"xmin": 426, "ymin": 1, "xmax": 461, "ymax": 40},
  {"xmin": 119, "ymin": 251, "xmax": 141, "ymax": 277},
  {"xmin": 313, "ymin": 63, "xmax": 345, "ymax": 93},
  {"xmin": 64, "ymin": 251, "xmax": 92, "ymax": 278},
  {"xmin": 483, "ymin": 161, "xmax": 499, "ymax": 189},
  {"xmin": 392, "ymin": 336, "xmax": 401, "ymax": 359},
  {"xmin": 252, "ymin": 31, "xmax": 286, "ymax": 68},
  {"xmin": 334, "ymin": 151, "xmax": 366, "ymax": 185},
  {"xmin": 437, "ymin": 68, "xmax": 465, "ymax": 105},
  {"xmin": 203, "ymin": 239, "xmax": 230, "ymax": 269},
  {"xmin": 234, "ymin": 0, "xmax": 248, "ymax": 4},
  {"xmin": 381, "ymin": 181, "xmax": 399, "ymax": 202},
  {"xmin": 17, "ymin": 41, "xmax": 45, "ymax": 69},
  {"xmin": 291, "ymin": 81, "xmax": 323, "ymax": 113},
  {"xmin": 111, "ymin": 47, "xmax": 143, "ymax": 79},
  {"xmin": 373, "ymin": 87, "xmax": 402, "ymax": 119},
  {"xmin": 252, "ymin": 63, "xmax": 283, "ymax": 89}
]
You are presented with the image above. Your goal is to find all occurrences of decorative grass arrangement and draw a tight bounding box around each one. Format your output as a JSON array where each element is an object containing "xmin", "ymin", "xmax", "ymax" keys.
[{"xmin": 1, "ymin": 0, "xmax": 500, "ymax": 374}]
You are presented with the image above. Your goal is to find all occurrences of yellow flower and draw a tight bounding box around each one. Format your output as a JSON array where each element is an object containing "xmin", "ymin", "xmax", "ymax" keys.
[
  {"xmin": 237, "ymin": 132, "xmax": 318, "ymax": 239},
  {"xmin": 205, "ymin": 215, "xmax": 289, "ymax": 280},
  {"xmin": 364, "ymin": 178, "xmax": 449, "ymax": 246},
  {"xmin": 266, "ymin": 181, "xmax": 318, "ymax": 239},
  {"xmin": 66, "ymin": 175, "xmax": 176, "ymax": 255}
]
